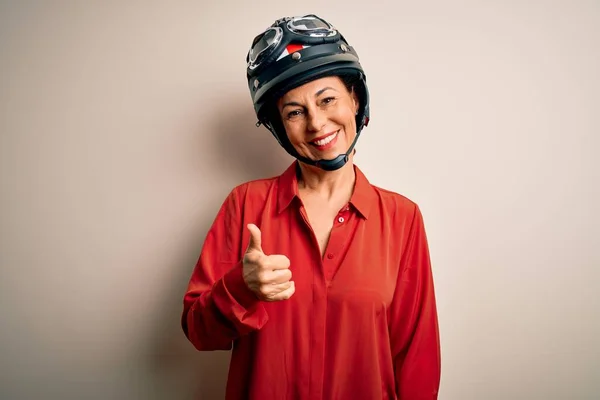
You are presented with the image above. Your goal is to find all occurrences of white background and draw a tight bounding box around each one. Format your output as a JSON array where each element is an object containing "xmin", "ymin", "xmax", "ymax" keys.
[{"xmin": 1, "ymin": 1, "xmax": 599, "ymax": 399}]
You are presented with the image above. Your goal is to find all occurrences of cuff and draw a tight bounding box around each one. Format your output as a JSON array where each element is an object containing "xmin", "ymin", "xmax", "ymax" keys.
[{"xmin": 212, "ymin": 261, "xmax": 268, "ymax": 333}]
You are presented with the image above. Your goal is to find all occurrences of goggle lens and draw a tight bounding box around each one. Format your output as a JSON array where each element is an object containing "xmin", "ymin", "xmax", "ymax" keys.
[
  {"xmin": 288, "ymin": 15, "xmax": 336, "ymax": 37},
  {"xmin": 249, "ymin": 28, "xmax": 282, "ymax": 66}
]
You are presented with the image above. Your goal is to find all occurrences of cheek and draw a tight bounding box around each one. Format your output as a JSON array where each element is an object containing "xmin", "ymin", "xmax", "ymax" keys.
[
  {"xmin": 337, "ymin": 108, "xmax": 357, "ymax": 131},
  {"xmin": 283, "ymin": 121, "xmax": 305, "ymax": 143}
]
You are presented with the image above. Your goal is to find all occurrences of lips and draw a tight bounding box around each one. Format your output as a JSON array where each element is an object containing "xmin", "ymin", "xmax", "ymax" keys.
[
  {"xmin": 311, "ymin": 131, "xmax": 339, "ymax": 146},
  {"xmin": 310, "ymin": 130, "xmax": 339, "ymax": 151}
]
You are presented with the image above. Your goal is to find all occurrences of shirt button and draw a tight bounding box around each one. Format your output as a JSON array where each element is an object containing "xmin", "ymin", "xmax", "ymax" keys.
[
  {"xmin": 338, "ymin": 216, "xmax": 345, "ymax": 223},
  {"xmin": 327, "ymin": 253, "xmax": 334, "ymax": 259}
]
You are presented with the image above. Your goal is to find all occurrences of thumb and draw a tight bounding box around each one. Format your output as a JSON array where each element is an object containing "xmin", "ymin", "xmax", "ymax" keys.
[{"xmin": 246, "ymin": 224, "xmax": 263, "ymax": 253}]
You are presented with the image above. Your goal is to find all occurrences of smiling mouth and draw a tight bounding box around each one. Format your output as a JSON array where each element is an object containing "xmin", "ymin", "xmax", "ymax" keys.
[{"xmin": 311, "ymin": 131, "xmax": 339, "ymax": 147}]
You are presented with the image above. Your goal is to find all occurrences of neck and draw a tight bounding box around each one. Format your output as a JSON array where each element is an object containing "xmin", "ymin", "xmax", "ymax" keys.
[{"xmin": 297, "ymin": 156, "xmax": 356, "ymax": 200}]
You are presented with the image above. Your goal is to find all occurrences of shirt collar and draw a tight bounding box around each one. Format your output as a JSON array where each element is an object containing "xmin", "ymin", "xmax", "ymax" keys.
[{"xmin": 277, "ymin": 161, "xmax": 377, "ymax": 219}]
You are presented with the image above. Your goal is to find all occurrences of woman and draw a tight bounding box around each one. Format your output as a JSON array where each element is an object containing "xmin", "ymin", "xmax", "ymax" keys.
[{"xmin": 182, "ymin": 14, "xmax": 441, "ymax": 399}]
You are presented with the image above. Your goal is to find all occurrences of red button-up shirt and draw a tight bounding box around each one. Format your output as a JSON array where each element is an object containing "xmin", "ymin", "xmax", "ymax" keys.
[{"xmin": 182, "ymin": 162, "xmax": 441, "ymax": 399}]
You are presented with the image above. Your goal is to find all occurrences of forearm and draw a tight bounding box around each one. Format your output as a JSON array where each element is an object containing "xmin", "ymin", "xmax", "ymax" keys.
[
  {"xmin": 183, "ymin": 262, "xmax": 268, "ymax": 351},
  {"xmin": 392, "ymin": 204, "xmax": 441, "ymax": 398},
  {"xmin": 394, "ymin": 295, "xmax": 441, "ymax": 399}
]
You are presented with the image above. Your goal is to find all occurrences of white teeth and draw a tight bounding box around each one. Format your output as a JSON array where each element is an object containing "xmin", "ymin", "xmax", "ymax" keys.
[{"xmin": 314, "ymin": 131, "xmax": 338, "ymax": 146}]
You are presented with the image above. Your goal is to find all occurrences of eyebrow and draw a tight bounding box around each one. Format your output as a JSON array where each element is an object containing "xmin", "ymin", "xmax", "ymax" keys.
[
  {"xmin": 315, "ymin": 86, "xmax": 336, "ymax": 97},
  {"xmin": 281, "ymin": 86, "xmax": 338, "ymax": 109}
]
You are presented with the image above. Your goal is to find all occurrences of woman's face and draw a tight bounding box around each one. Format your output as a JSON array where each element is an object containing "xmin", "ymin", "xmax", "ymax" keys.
[{"xmin": 277, "ymin": 76, "xmax": 359, "ymax": 161}]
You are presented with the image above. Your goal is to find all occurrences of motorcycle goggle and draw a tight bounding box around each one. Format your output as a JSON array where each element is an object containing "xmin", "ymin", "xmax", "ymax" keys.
[
  {"xmin": 287, "ymin": 15, "xmax": 337, "ymax": 38},
  {"xmin": 247, "ymin": 15, "xmax": 338, "ymax": 71},
  {"xmin": 247, "ymin": 27, "xmax": 283, "ymax": 71}
]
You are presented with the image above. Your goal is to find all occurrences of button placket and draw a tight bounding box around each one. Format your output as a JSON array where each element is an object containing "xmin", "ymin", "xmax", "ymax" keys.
[{"xmin": 324, "ymin": 209, "xmax": 353, "ymax": 282}]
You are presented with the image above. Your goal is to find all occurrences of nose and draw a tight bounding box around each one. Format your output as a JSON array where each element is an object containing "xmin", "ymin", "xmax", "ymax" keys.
[{"xmin": 306, "ymin": 108, "xmax": 326, "ymax": 132}]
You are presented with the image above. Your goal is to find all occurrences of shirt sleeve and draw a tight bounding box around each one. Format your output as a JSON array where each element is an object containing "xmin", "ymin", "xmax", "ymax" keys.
[
  {"xmin": 181, "ymin": 186, "xmax": 268, "ymax": 351},
  {"xmin": 389, "ymin": 204, "xmax": 441, "ymax": 399}
]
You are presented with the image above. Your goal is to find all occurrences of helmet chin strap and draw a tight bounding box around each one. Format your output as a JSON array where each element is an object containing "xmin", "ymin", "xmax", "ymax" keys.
[{"xmin": 292, "ymin": 130, "xmax": 362, "ymax": 171}]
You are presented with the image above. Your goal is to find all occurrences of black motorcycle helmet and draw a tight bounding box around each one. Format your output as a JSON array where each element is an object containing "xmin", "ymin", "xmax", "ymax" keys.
[{"xmin": 246, "ymin": 14, "xmax": 370, "ymax": 171}]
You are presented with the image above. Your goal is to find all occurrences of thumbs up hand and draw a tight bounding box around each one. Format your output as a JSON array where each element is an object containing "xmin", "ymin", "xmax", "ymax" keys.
[{"xmin": 242, "ymin": 224, "xmax": 295, "ymax": 301}]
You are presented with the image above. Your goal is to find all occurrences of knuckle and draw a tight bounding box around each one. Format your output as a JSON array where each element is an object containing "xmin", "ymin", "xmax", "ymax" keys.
[
  {"xmin": 256, "ymin": 270, "xmax": 269, "ymax": 283},
  {"xmin": 257, "ymin": 258, "xmax": 270, "ymax": 271},
  {"xmin": 262, "ymin": 257, "xmax": 275, "ymax": 269},
  {"xmin": 258, "ymin": 285, "xmax": 270, "ymax": 296}
]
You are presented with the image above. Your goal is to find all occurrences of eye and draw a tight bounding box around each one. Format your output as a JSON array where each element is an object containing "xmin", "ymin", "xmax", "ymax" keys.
[
  {"xmin": 321, "ymin": 96, "xmax": 336, "ymax": 105},
  {"xmin": 286, "ymin": 109, "xmax": 303, "ymax": 119}
]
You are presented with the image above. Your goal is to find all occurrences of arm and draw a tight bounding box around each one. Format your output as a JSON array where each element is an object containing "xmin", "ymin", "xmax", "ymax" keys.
[
  {"xmin": 389, "ymin": 204, "xmax": 441, "ymax": 399},
  {"xmin": 181, "ymin": 186, "xmax": 268, "ymax": 351}
]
